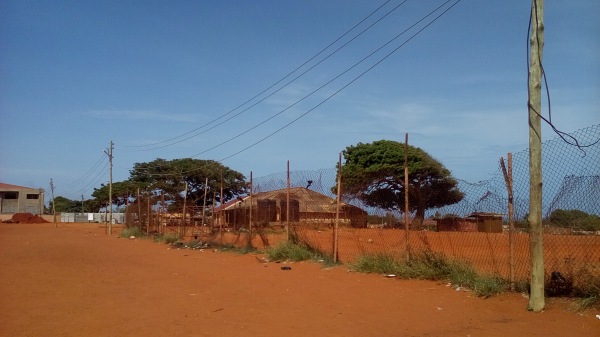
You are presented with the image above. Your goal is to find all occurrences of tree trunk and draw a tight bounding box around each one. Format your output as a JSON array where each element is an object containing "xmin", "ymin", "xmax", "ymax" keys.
[
  {"xmin": 413, "ymin": 207, "xmax": 424, "ymax": 227},
  {"xmin": 411, "ymin": 186, "xmax": 425, "ymax": 226}
]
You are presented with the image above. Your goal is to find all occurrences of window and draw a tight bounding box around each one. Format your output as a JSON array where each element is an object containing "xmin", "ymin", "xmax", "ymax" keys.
[
  {"xmin": 27, "ymin": 194, "xmax": 39, "ymax": 200},
  {"xmin": 3, "ymin": 192, "xmax": 18, "ymax": 199}
]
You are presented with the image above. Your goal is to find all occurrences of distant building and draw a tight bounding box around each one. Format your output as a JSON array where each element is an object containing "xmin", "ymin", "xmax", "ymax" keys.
[
  {"xmin": 436, "ymin": 212, "xmax": 504, "ymax": 233},
  {"xmin": 0, "ymin": 183, "xmax": 45, "ymax": 215}
]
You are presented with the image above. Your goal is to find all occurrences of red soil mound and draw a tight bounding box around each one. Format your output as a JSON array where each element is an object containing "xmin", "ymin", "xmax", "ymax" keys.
[{"xmin": 9, "ymin": 213, "xmax": 49, "ymax": 224}]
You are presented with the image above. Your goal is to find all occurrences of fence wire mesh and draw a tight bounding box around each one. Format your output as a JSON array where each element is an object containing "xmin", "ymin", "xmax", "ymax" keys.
[
  {"xmin": 118, "ymin": 125, "xmax": 597, "ymax": 295},
  {"xmin": 199, "ymin": 125, "xmax": 600, "ymax": 294}
]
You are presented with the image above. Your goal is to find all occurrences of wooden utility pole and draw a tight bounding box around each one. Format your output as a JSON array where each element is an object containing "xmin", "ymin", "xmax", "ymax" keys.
[
  {"xmin": 220, "ymin": 171, "xmax": 224, "ymax": 244},
  {"xmin": 286, "ymin": 160, "xmax": 291, "ymax": 242},
  {"xmin": 49, "ymin": 178, "xmax": 56, "ymax": 228},
  {"xmin": 104, "ymin": 141, "xmax": 114, "ymax": 235},
  {"xmin": 161, "ymin": 191, "xmax": 165, "ymax": 234},
  {"xmin": 147, "ymin": 196, "xmax": 151, "ymax": 235},
  {"xmin": 137, "ymin": 188, "xmax": 142, "ymax": 230},
  {"xmin": 404, "ymin": 133, "xmax": 410, "ymax": 262},
  {"xmin": 528, "ymin": 0, "xmax": 545, "ymax": 312},
  {"xmin": 182, "ymin": 181, "xmax": 188, "ymax": 237},
  {"xmin": 202, "ymin": 177, "xmax": 209, "ymax": 226},
  {"xmin": 333, "ymin": 153, "xmax": 342, "ymax": 263},
  {"xmin": 248, "ymin": 172, "xmax": 253, "ymax": 247},
  {"xmin": 501, "ymin": 154, "xmax": 515, "ymax": 291}
]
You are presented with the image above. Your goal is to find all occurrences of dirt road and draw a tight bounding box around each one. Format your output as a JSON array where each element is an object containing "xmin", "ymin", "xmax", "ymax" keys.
[{"xmin": 0, "ymin": 223, "xmax": 597, "ymax": 336}]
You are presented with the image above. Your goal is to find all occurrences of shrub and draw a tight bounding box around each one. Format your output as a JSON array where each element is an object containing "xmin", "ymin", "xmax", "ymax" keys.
[
  {"xmin": 119, "ymin": 227, "xmax": 145, "ymax": 238},
  {"xmin": 548, "ymin": 209, "xmax": 600, "ymax": 231}
]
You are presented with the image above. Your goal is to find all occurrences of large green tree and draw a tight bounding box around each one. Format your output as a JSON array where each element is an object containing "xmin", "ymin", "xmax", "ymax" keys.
[
  {"xmin": 339, "ymin": 140, "xmax": 463, "ymax": 226},
  {"xmin": 128, "ymin": 158, "xmax": 247, "ymax": 210},
  {"xmin": 50, "ymin": 196, "xmax": 80, "ymax": 213},
  {"xmin": 91, "ymin": 180, "xmax": 143, "ymax": 210}
]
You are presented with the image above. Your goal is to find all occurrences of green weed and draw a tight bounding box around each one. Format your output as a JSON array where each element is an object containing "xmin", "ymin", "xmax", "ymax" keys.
[
  {"xmin": 119, "ymin": 227, "xmax": 145, "ymax": 239},
  {"xmin": 352, "ymin": 252, "xmax": 509, "ymax": 297}
]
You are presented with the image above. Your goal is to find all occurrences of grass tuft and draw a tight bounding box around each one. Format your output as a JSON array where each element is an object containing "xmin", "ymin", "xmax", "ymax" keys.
[
  {"xmin": 351, "ymin": 251, "xmax": 509, "ymax": 297},
  {"xmin": 153, "ymin": 233, "xmax": 180, "ymax": 244},
  {"xmin": 571, "ymin": 268, "xmax": 600, "ymax": 311},
  {"xmin": 572, "ymin": 293, "xmax": 599, "ymax": 311},
  {"xmin": 119, "ymin": 227, "xmax": 145, "ymax": 239},
  {"xmin": 217, "ymin": 244, "xmax": 257, "ymax": 254},
  {"xmin": 266, "ymin": 241, "xmax": 336, "ymax": 265}
]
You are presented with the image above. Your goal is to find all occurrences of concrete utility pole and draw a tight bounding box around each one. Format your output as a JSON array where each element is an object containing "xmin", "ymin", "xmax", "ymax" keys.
[
  {"xmin": 528, "ymin": 0, "xmax": 545, "ymax": 312},
  {"xmin": 105, "ymin": 141, "xmax": 114, "ymax": 235}
]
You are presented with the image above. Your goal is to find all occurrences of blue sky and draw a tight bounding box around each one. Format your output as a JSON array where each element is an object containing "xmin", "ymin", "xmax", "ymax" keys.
[{"xmin": 1, "ymin": 0, "xmax": 599, "ymax": 201}]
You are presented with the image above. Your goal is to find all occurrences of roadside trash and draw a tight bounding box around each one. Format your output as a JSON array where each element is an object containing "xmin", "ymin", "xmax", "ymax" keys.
[
  {"xmin": 129, "ymin": 236, "xmax": 135, "ymax": 239},
  {"xmin": 281, "ymin": 266, "xmax": 292, "ymax": 270},
  {"xmin": 255, "ymin": 256, "xmax": 270, "ymax": 263},
  {"xmin": 385, "ymin": 274, "xmax": 396, "ymax": 278},
  {"xmin": 596, "ymin": 314, "xmax": 600, "ymax": 320}
]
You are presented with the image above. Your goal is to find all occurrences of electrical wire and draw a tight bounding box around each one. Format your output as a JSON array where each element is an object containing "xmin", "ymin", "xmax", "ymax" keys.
[
  {"xmin": 219, "ymin": 0, "xmax": 462, "ymax": 163},
  {"xmin": 526, "ymin": 1, "xmax": 599, "ymax": 155},
  {"xmin": 118, "ymin": 0, "xmax": 400, "ymax": 151},
  {"xmin": 111, "ymin": 0, "xmax": 463, "ymax": 178},
  {"xmin": 61, "ymin": 153, "xmax": 107, "ymax": 188}
]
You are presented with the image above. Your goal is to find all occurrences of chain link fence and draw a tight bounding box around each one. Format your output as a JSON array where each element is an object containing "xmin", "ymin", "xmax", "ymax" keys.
[
  {"xmin": 129, "ymin": 125, "xmax": 599, "ymax": 295},
  {"xmin": 201, "ymin": 124, "xmax": 599, "ymax": 294}
]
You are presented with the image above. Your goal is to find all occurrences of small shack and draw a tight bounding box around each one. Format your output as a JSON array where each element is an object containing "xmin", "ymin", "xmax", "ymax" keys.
[
  {"xmin": 468, "ymin": 212, "xmax": 504, "ymax": 233},
  {"xmin": 436, "ymin": 212, "xmax": 504, "ymax": 233}
]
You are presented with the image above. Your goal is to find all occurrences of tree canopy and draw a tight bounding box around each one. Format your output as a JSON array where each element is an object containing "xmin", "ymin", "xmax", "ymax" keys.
[
  {"xmin": 50, "ymin": 196, "xmax": 81, "ymax": 213},
  {"xmin": 338, "ymin": 140, "xmax": 463, "ymax": 225},
  {"xmin": 128, "ymin": 158, "xmax": 247, "ymax": 210},
  {"xmin": 92, "ymin": 180, "xmax": 143, "ymax": 210}
]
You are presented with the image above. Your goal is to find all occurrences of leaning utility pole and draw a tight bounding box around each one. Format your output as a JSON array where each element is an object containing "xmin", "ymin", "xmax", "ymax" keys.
[
  {"xmin": 104, "ymin": 141, "xmax": 114, "ymax": 235},
  {"xmin": 528, "ymin": 0, "xmax": 545, "ymax": 312}
]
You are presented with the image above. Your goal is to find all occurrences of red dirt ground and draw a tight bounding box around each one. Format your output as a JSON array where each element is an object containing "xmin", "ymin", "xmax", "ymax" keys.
[{"xmin": 1, "ymin": 223, "xmax": 598, "ymax": 337}]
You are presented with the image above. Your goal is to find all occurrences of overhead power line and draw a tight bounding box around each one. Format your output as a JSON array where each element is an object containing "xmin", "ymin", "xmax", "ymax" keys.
[
  {"xmin": 118, "ymin": 0, "xmax": 404, "ymax": 151},
  {"xmin": 118, "ymin": 0, "xmax": 462, "ymax": 178},
  {"xmin": 62, "ymin": 153, "xmax": 107, "ymax": 188},
  {"xmin": 219, "ymin": 0, "xmax": 462, "ymax": 162}
]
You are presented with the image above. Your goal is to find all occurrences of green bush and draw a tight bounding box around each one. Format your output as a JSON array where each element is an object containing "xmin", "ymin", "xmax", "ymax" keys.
[{"xmin": 548, "ymin": 209, "xmax": 600, "ymax": 231}]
